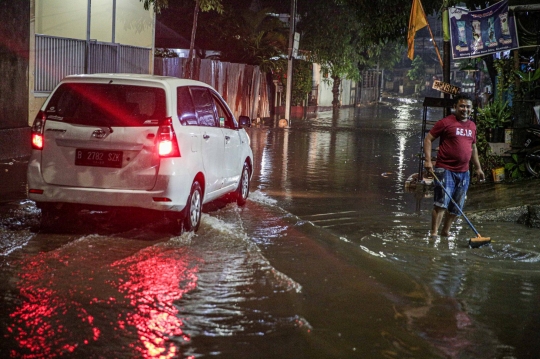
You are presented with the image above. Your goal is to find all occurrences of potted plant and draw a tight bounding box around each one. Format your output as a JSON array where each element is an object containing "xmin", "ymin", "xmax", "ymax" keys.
[
  {"xmin": 505, "ymin": 153, "xmax": 527, "ymax": 180},
  {"xmin": 476, "ymin": 99, "xmax": 512, "ymax": 142},
  {"xmin": 515, "ymin": 68, "xmax": 540, "ymax": 100},
  {"xmin": 474, "ymin": 116, "xmax": 505, "ymax": 182}
]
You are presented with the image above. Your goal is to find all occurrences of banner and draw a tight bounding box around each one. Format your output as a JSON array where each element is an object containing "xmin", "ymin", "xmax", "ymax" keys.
[
  {"xmin": 407, "ymin": 0, "xmax": 428, "ymax": 60},
  {"xmin": 449, "ymin": 0, "xmax": 518, "ymax": 60}
]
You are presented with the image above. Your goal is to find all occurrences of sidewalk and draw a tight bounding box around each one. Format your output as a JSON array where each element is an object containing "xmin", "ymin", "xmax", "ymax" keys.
[
  {"xmin": 465, "ymin": 177, "xmax": 540, "ymax": 225},
  {"xmin": 467, "ymin": 178, "xmax": 540, "ymax": 212}
]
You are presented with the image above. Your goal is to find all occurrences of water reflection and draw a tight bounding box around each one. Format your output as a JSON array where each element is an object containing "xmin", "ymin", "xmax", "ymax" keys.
[
  {"xmin": 6, "ymin": 235, "xmax": 196, "ymax": 358},
  {"xmin": 251, "ymin": 104, "xmax": 427, "ymax": 229},
  {"xmin": 111, "ymin": 246, "xmax": 198, "ymax": 358},
  {"xmin": 246, "ymin": 101, "xmax": 540, "ymax": 358},
  {"xmin": 392, "ymin": 103, "xmax": 420, "ymax": 189},
  {"xmin": 5, "ymin": 101, "xmax": 540, "ymax": 358}
]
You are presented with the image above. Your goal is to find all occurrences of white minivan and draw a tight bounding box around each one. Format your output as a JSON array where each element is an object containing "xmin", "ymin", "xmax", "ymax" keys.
[{"xmin": 27, "ymin": 74, "xmax": 253, "ymax": 232}]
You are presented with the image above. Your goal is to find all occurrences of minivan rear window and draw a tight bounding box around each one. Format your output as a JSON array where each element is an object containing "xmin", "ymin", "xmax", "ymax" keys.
[{"xmin": 45, "ymin": 83, "xmax": 166, "ymax": 127}]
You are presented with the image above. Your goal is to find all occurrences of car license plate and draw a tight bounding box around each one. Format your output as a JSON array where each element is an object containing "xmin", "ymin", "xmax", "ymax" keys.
[{"xmin": 75, "ymin": 149, "xmax": 123, "ymax": 168}]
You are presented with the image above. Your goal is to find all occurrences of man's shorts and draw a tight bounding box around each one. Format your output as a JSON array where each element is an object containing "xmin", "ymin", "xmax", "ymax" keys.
[{"xmin": 433, "ymin": 167, "xmax": 470, "ymax": 216}]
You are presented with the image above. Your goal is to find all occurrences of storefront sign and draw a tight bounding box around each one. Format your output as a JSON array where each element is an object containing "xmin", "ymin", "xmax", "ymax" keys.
[{"xmin": 432, "ymin": 80, "xmax": 460, "ymax": 95}]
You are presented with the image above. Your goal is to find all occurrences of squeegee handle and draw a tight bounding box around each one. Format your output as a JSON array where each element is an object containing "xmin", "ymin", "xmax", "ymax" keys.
[{"xmin": 430, "ymin": 171, "xmax": 481, "ymax": 237}]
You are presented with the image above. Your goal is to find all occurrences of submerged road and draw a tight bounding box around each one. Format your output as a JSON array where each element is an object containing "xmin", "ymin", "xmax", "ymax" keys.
[{"xmin": 2, "ymin": 103, "xmax": 540, "ymax": 358}]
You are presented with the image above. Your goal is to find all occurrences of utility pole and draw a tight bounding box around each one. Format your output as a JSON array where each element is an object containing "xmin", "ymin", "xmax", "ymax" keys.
[
  {"xmin": 442, "ymin": 1, "xmax": 451, "ymax": 115},
  {"xmin": 284, "ymin": 0, "xmax": 297, "ymax": 124},
  {"xmin": 112, "ymin": 0, "xmax": 116, "ymax": 44},
  {"xmin": 85, "ymin": 0, "xmax": 91, "ymax": 74}
]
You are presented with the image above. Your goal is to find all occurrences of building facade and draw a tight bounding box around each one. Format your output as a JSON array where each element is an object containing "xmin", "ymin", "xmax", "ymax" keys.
[{"xmin": 0, "ymin": 0, "xmax": 155, "ymax": 160}]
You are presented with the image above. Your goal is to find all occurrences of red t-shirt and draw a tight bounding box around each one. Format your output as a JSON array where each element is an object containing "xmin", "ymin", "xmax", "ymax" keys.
[{"xmin": 429, "ymin": 114, "xmax": 477, "ymax": 172}]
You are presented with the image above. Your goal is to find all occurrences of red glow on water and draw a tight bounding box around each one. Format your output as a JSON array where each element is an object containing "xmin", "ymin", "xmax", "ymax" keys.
[
  {"xmin": 7, "ymin": 243, "xmax": 199, "ymax": 358},
  {"xmin": 8, "ymin": 252, "xmax": 97, "ymax": 357},
  {"xmin": 112, "ymin": 247, "xmax": 198, "ymax": 358}
]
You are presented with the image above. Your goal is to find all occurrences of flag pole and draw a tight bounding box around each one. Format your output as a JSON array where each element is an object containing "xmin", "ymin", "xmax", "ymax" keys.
[{"xmin": 425, "ymin": 21, "xmax": 443, "ymax": 70}]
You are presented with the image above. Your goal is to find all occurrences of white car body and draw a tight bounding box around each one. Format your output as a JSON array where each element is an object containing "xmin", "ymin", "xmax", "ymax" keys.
[{"xmin": 27, "ymin": 74, "xmax": 253, "ymax": 230}]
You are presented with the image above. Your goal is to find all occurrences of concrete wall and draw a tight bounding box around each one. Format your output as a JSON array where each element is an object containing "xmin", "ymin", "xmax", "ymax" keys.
[
  {"xmin": 317, "ymin": 78, "xmax": 355, "ymax": 108},
  {"xmin": 29, "ymin": 0, "xmax": 155, "ymax": 124},
  {"xmin": 312, "ymin": 63, "xmax": 379, "ymax": 108},
  {"xmin": 0, "ymin": 0, "xmax": 155, "ymax": 160},
  {"xmin": 30, "ymin": 0, "xmax": 155, "ymax": 119},
  {"xmin": 35, "ymin": 0, "xmax": 154, "ymax": 47},
  {"xmin": 0, "ymin": 0, "xmax": 31, "ymax": 159}
]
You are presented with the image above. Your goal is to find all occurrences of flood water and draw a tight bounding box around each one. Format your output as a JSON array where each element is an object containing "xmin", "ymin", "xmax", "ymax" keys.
[{"xmin": 2, "ymin": 101, "xmax": 540, "ymax": 358}]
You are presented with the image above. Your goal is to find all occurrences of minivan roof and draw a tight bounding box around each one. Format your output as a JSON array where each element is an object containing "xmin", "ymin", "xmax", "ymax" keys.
[{"xmin": 63, "ymin": 73, "xmax": 213, "ymax": 89}]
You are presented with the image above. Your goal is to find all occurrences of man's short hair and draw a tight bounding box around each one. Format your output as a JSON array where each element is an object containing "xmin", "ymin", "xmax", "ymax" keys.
[{"xmin": 453, "ymin": 93, "xmax": 472, "ymax": 104}]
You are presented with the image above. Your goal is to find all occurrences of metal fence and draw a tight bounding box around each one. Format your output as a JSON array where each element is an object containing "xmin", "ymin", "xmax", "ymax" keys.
[
  {"xmin": 154, "ymin": 57, "xmax": 270, "ymax": 120},
  {"xmin": 35, "ymin": 34, "xmax": 151, "ymax": 93}
]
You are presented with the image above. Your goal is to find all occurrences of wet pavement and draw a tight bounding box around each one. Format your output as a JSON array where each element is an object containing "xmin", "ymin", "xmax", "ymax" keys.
[
  {"xmin": 3, "ymin": 102, "xmax": 540, "ymax": 358},
  {"xmin": 414, "ymin": 175, "xmax": 540, "ymax": 222},
  {"xmin": 2, "ymin": 146, "xmax": 540, "ymax": 216}
]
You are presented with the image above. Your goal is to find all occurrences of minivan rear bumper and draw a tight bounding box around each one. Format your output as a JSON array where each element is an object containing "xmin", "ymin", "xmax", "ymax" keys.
[
  {"xmin": 27, "ymin": 156, "xmax": 190, "ymax": 212},
  {"xmin": 27, "ymin": 186, "xmax": 187, "ymax": 212}
]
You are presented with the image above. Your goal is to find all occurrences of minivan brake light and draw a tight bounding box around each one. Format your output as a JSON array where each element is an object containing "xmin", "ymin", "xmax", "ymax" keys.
[
  {"xmin": 157, "ymin": 117, "xmax": 181, "ymax": 157},
  {"xmin": 31, "ymin": 110, "xmax": 47, "ymax": 150}
]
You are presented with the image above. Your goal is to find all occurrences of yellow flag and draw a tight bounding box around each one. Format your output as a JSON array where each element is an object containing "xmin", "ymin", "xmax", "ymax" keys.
[{"xmin": 407, "ymin": 0, "xmax": 428, "ymax": 60}]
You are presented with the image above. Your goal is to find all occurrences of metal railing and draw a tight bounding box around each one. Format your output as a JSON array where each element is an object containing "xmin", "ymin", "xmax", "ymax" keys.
[
  {"xmin": 35, "ymin": 35, "xmax": 86, "ymax": 93},
  {"xmin": 35, "ymin": 34, "xmax": 151, "ymax": 93}
]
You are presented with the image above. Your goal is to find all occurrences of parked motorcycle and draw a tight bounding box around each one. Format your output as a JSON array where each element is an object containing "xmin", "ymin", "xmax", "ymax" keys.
[{"xmin": 523, "ymin": 124, "xmax": 540, "ymax": 176}]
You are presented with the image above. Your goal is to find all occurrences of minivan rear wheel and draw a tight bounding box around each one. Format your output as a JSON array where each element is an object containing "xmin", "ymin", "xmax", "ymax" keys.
[
  {"xmin": 184, "ymin": 181, "xmax": 202, "ymax": 232},
  {"xmin": 236, "ymin": 162, "xmax": 250, "ymax": 206},
  {"xmin": 39, "ymin": 203, "xmax": 69, "ymax": 232}
]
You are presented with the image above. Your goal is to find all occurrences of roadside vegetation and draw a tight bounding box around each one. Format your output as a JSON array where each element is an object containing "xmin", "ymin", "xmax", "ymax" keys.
[{"xmin": 143, "ymin": 0, "xmax": 524, "ymax": 110}]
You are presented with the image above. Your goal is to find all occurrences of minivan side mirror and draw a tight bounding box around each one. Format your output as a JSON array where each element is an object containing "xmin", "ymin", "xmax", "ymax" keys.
[{"xmin": 238, "ymin": 115, "xmax": 251, "ymax": 128}]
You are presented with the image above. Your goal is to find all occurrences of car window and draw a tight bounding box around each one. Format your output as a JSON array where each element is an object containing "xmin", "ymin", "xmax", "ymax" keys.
[
  {"xmin": 212, "ymin": 92, "xmax": 237, "ymax": 129},
  {"xmin": 45, "ymin": 83, "xmax": 166, "ymax": 126},
  {"xmin": 190, "ymin": 87, "xmax": 217, "ymax": 127},
  {"xmin": 177, "ymin": 86, "xmax": 198, "ymax": 126}
]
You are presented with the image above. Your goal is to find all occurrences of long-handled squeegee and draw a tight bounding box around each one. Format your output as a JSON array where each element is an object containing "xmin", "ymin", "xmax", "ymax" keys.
[{"xmin": 430, "ymin": 171, "xmax": 491, "ymax": 248}]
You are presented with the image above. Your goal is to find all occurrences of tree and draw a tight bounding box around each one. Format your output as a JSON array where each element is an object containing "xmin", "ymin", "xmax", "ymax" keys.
[
  {"xmin": 141, "ymin": 0, "xmax": 223, "ymax": 78},
  {"xmin": 237, "ymin": 8, "xmax": 288, "ymax": 72},
  {"xmin": 298, "ymin": 0, "xmax": 364, "ymax": 108},
  {"xmin": 407, "ymin": 56, "xmax": 426, "ymax": 93},
  {"xmin": 140, "ymin": 0, "xmax": 169, "ymax": 13},
  {"xmin": 202, "ymin": 6, "xmax": 288, "ymax": 71},
  {"xmin": 298, "ymin": 0, "xmax": 434, "ymax": 109},
  {"xmin": 373, "ymin": 41, "xmax": 406, "ymax": 71},
  {"xmin": 185, "ymin": 0, "xmax": 224, "ymax": 78}
]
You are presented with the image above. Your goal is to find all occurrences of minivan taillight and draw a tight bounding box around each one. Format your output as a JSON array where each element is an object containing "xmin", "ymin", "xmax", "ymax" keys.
[
  {"xmin": 31, "ymin": 110, "xmax": 47, "ymax": 150},
  {"xmin": 157, "ymin": 117, "xmax": 181, "ymax": 157}
]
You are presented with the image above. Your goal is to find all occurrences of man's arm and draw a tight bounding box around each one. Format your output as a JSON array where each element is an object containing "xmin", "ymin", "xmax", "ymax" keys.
[
  {"xmin": 471, "ymin": 143, "xmax": 485, "ymax": 181},
  {"xmin": 423, "ymin": 133, "xmax": 436, "ymax": 172}
]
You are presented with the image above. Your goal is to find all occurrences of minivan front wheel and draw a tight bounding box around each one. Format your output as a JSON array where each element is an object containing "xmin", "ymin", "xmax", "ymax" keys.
[
  {"xmin": 184, "ymin": 181, "xmax": 202, "ymax": 232},
  {"xmin": 236, "ymin": 162, "xmax": 250, "ymax": 206}
]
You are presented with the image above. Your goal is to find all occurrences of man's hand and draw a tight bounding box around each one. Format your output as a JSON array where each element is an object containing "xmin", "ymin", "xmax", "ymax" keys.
[
  {"xmin": 424, "ymin": 160, "xmax": 433, "ymax": 173},
  {"xmin": 476, "ymin": 168, "xmax": 485, "ymax": 182}
]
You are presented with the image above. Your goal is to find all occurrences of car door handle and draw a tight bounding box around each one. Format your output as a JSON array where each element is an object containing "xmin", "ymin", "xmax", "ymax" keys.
[
  {"xmin": 203, "ymin": 134, "xmax": 210, "ymax": 140},
  {"xmin": 225, "ymin": 136, "xmax": 230, "ymax": 141}
]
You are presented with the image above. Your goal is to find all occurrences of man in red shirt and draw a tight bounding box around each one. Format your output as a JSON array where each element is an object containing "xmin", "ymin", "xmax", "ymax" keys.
[{"xmin": 423, "ymin": 93, "xmax": 485, "ymax": 237}]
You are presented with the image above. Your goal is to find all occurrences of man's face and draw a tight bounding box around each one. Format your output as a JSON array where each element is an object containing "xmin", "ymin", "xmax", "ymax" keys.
[{"xmin": 454, "ymin": 99, "xmax": 473, "ymax": 121}]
